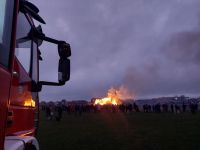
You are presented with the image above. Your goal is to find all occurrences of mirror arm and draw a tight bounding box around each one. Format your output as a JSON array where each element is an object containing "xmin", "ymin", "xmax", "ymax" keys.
[
  {"xmin": 42, "ymin": 36, "xmax": 60, "ymax": 45},
  {"xmin": 35, "ymin": 81, "xmax": 65, "ymax": 92},
  {"xmin": 39, "ymin": 81, "xmax": 65, "ymax": 86},
  {"xmin": 31, "ymin": 26, "xmax": 69, "ymax": 47},
  {"xmin": 30, "ymin": 27, "xmax": 62, "ymax": 45}
]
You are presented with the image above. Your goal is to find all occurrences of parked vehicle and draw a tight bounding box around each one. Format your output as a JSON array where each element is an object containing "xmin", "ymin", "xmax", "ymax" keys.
[{"xmin": 0, "ymin": 0, "xmax": 71, "ymax": 149}]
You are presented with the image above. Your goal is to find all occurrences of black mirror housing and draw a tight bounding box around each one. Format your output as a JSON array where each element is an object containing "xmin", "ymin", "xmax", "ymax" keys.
[
  {"xmin": 58, "ymin": 42, "xmax": 71, "ymax": 58},
  {"xmin": 58, "ymin": 59, "xmax": 70, "ymax": 83},
  {"xmin": 20, "ymin": 0, "xmax": 46, "ymax": 24}
]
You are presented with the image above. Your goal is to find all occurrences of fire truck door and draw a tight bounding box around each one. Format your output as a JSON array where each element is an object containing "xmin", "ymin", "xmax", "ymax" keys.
[
  {"xmin": 6, "ymin": 11, "xmax": 35, "ymax": 135},
  {"xmin": 0, "ymin": 0, "xmax": 14, "ymax": 149},
  {"xmin": 0, "ymin": 68, "xmax": 11, "ymax": 149}
]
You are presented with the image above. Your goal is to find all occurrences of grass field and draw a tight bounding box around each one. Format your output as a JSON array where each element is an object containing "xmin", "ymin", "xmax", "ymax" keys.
[{"xmin": 38, "ymin": 112, "xmax": 200, "ymax": 150}]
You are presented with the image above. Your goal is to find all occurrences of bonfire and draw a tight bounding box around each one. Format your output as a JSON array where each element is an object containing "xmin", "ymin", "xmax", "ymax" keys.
[{"xmin": 94, "ymin": 86, "xmax": 133, "ymax": 105}]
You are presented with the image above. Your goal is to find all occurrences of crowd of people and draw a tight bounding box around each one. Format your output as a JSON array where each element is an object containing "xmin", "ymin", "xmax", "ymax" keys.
[
  {"xmin": 142, "ymin": 103, "xmax": 198, "ymax": 113},
  {"xmin": 42, "ymin": 102, "xmax": 199, "ymax": 121},
  {"xmin": 45, "ymin": 105, "xmax": 63, "ymax": 121}
]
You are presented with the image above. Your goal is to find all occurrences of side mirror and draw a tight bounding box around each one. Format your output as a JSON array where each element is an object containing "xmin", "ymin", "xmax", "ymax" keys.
[
  {"xmin": 30, "ymin": 26, "xmax": 71, "ymax": 91},
  {"xmin": 58, "ymin": 42, "xmax": 71, "ymax": 58},
  {"xmin": 37, "ymin": 57, "xmax": 70, "ymax": 91},
  {"xmin": 58, "ymin": 59, "xmax": 70, "ymax": 84}
]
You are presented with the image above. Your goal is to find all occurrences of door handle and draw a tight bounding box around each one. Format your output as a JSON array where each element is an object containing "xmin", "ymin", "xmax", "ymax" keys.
[
  {"xmin": 13, "ymin": 71, "xmax": 19, "ymax": 77},
  {"xmin": 7, "ymin": 111, "xmax": 13, "ymax": 128}
]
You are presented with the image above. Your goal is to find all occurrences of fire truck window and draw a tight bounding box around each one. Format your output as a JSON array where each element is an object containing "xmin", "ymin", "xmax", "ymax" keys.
[
  {"xmin": 15, "ymin": 43, "xmax": 31, "ymax": 73},
  {"xmin": 0, "ymin": 0, "xmax": 6, "ymax": 43},
  {"xmin": 31, "ymin": 42, "xmax": 38, "ymax": 82},
  {"xmin": 0, "ymin": 0, "xmax": 14, "ymax": 68},
  {"xmin": 15, "ymin": 12, "xmax": 32, "ymax": 73}
]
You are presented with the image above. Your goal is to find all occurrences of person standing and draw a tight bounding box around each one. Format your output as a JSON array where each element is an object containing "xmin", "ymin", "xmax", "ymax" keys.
[{"xmin": 56, "ymin": 105, "xmax": 63, "ymax": 121}]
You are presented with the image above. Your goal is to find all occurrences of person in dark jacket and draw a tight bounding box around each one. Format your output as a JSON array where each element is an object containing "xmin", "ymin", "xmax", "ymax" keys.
[{"xmin": 56, "ymin": 105, "xmax": 63, "ymax": 121}]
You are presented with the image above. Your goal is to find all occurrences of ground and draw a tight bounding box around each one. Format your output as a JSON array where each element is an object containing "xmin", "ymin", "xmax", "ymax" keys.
[{"xmin": 38, "ymin": 112, "xmax": 200, "ymax": 150}]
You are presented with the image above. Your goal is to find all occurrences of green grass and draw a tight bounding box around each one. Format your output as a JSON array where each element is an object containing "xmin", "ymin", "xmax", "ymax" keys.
[{"xmin": 38, "ymin": 112, "xmax": 200, "ymax": 150}]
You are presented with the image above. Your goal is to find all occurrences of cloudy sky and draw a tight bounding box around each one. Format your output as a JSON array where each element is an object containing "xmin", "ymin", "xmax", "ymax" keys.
[{"xmin": 31, "ymin": 0, "xmax": 200, "ymax": 101}]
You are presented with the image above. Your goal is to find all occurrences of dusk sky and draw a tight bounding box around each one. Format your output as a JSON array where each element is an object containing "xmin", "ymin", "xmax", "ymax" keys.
[{"xmin": 31, "ymin": 0, "xmax": 200, "ymax": 101}]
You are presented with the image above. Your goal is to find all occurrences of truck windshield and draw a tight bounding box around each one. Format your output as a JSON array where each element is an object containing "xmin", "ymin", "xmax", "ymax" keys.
[
  {"xmin": 0, "ymin": 0, "xmax": 14, "ymax": 68},
  {"xmin": 0, "ymin": 0, "xmax": 6, "ymax": 43}
]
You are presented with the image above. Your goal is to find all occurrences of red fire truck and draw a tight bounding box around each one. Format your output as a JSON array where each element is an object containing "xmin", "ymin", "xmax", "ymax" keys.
[{"xmin": 0, "ymin": 0, "xmax": 71, "ymax": 149}]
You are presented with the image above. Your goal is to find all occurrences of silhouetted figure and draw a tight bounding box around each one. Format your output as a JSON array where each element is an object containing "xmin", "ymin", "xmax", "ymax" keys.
[
  {"xmin": 170, "ymin": 104, "xmax": 174, "ymax": 113},
  {"xmin": 41, "ymin": 105, "xmax": 45, "ymax": 111},
  {"xmin": 143, "ymin": 104, "xmax": 147, "ymax": 112},
  {"xmin": 162, "ymin": 104, "xmax": 168, "ymax": 113},
  {"xmin": 152, "ymin": 105, "xmax": 155, "ymax": 112},
  {"xmin": 66, "ymin": 105, "xmax": 71, "ymax": 115},
  {"xmin": 129, "ymin": 104, "xmax": 133, "ymax": 112},
  {"xmin": 155, "ymin": 103, "xmax": 161, "ymax": 113},
  {"xmin": 133, "ymin": 103, "xmax": 139, "ymax": 112},
  {"xmin": 190, "ymin": 103, "xmax": 198, "ymax": 114},
  {"xmin": 112, "ymin": 105, "xmax": 116, "ymax": 113},
  {"xmin": 50, "ymin": 107, "xmax": 54, "ymax": 120},
  {"xmin": 175, "ymin": 104, "xmax": 180, "ymax": 114},
  {"xmin": 46, "ymin": 106, "xmax": 51, "ymax": 120},
  {"xmin": 79, "ymin": 105, "xmax": 83, "ymax": 116},
  {"xmin": 56, "ymin": 106, "xmax": 63, "ymax": 121},
  {"xmin": 75, "ymin": 105, "xmax": 79, "ymax": 115},
  {"xmin": 148, "ymin": 105, "xmax": 152, "ymax": 112},
  {"xmin": 182, "ymin": 103, "xmax": 187, "ymax": 112},
  {"xmin": 120, "ymin": 104, "xmax": 126, "ymax": 113}
]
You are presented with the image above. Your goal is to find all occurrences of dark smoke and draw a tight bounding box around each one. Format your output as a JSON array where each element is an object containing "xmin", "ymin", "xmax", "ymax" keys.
[
  {"xmin": 122, "ymin": 29, "xmax": 200, "ymax": 98},
  {"xmin": 163, "ymin": 31, "xmax": 200, "ymax": 65}
]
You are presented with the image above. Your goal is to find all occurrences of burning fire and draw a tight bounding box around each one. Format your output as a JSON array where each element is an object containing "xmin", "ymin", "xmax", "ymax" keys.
[
  {"xmin": 94, "ymin": 86, "xmax": 133, "ymax": 105},
  {"xmin": 94, "ymin": 97, "xmax": 121, "ymax": 105},
  {"xmin": 24, "ymin": 99, "xmax": 36, "ymax": 107}
]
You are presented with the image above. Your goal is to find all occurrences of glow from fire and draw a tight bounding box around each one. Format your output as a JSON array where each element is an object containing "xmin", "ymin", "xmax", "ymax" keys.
[
  {"xmin": 24, "ymin": 99, "xmax": 36, "ymax": 107},
  {"xmin": 94, "ymin": 97, "xmax": 120, "ymax": 105},
  {"xmin": 94, "ymin": 86, "xmax": 133, "ymax": 105}
]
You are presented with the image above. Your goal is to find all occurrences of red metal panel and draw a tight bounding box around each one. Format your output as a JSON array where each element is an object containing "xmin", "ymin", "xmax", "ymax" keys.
[
  {"xmin": 6, "ymin": 106, "xmax": 35, "ymax": 136},
  {"xmin": 0, "ymin": 67, "xmax": 11, "ymax": 150},
  {"xmin": 6, "ymin": 58, "xmax": 36, "ymax": 136}
]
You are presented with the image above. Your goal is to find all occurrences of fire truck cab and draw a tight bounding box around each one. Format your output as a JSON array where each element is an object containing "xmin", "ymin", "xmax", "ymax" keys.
[{"xmin": 0, "ymin": 0, "xmax": 71, "ymax": 149}]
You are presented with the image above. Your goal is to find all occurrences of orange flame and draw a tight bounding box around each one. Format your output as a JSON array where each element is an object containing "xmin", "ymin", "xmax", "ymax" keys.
[
  {"xmin": 94, "ymin": 86, "xmax": 133, "ymax": 105},
  {"xmin": 24, "ymin": 99, "xmax": 36, "ymax": 107},
  {"xmin": 94, "ymin": 97, "xmax": 120, "ymax": 105}
]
